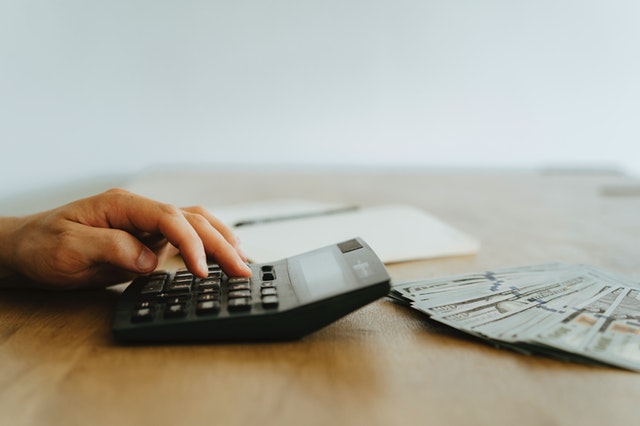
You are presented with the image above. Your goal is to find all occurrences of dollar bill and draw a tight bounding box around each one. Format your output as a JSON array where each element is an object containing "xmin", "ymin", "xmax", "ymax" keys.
[
  {"xmin": 433, "ymin": 276, "xmax": 596, "ymax": 335},
  {"xmin": 583, "ymin": 287, "xmax": 640, "ymax": 370},
  {"xmin": 531, "ymin": 286, "xmax": 625, "ymax": 355},
  {"xmin": 390, "ymin": 263, "xmax": 575, "ymax": 304}
]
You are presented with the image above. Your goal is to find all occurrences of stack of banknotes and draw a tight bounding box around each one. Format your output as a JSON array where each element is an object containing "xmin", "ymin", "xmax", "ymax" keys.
[{"xmin": 390, "ymin": 263, "xmax": 640, "ymax": 371}]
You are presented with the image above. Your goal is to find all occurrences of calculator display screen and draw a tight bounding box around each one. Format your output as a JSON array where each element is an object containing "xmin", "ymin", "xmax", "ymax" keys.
[{"xmin": 291, "ymin": 249, "xmax": 355, "ymax": 301}]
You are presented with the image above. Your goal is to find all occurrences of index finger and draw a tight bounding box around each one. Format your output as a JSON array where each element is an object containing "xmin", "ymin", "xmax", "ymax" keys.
[{"xmin": 181, "ymin": 206, "xmax": 245, "ymax": 258}]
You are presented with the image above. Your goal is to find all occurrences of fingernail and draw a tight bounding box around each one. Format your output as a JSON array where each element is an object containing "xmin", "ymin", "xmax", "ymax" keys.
[
  {"xmin": 137, "ymin": 248, "xmax": 156, "ymax": 272},
  {"xmin": 239, "ymin": 259, "xmax": 252, "ymax": 276},
  {"xmin": 199, "ymin": 256, "xmax": 209, "ymax": 275}
]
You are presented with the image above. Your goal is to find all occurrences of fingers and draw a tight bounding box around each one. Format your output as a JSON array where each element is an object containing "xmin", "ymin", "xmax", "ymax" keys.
[
  {"xmin": 181, "ymin": 205, "xmax": 248, "ymax": 261},
  {"xmin": 182, "ymin": 209, "xmax": 251, "ymax": 277},
  {"xmin": 91, "ymin": 190, "xmax": 251, "ymax": 278},
  {"xmin": 181, "ymin": 206, "xmax": 242, "ymax": 251}
]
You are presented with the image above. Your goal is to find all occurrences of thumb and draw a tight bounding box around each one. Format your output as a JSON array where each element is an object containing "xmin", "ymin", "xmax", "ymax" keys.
[{"xmin": 86, "ymin": 227, "xmax": 159, "ymax": 274}]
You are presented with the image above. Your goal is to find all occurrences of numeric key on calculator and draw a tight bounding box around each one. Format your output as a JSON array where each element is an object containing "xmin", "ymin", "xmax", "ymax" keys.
[
  {"xmin": 131, "ymin": 302, "xmax": 155, "ymax": 322},
  {"xmin": 196, "ymin": 299, "xmax": 221, "ymax": 315},
  {"xmin": 227, "ymin": 276, "xmax": 253, "ymax": 312},
  {"xmin": 164, "ymin": 303, "xmax": 188, "ymax": 318},
  {"xmin": 199, "ymin": 278, "xmax": 221, "ymax": 289},
  {"xmin": 140, "ymin": 276, "xmax": 166, "ymax": 294}
]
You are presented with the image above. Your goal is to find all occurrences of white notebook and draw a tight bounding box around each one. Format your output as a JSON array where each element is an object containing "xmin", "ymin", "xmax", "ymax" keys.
[{"xmin": 210, "ymin": 201, "xmax": 479, "ymax": 264}]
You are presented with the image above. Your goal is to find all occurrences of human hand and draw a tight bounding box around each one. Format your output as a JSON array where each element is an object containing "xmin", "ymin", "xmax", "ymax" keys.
[{"xmin": 0, "ymin": 188, "xmax": 251, "ymax": 289}]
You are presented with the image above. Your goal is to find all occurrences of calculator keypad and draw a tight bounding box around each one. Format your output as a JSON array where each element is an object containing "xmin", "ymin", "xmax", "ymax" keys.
[{"xmin": 128, "ymin": 264, "xmax": 281, "ymax": 323}]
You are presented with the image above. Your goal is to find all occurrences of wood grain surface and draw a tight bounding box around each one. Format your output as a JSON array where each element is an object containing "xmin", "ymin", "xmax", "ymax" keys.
[{"xmin": 2, "ymin": 168, "xmax": 640, "ymax": 426}]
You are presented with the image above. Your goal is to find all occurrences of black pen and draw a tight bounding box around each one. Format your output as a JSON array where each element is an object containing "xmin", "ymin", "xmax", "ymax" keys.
[{"xmin": 233, "ymin": 206, "xmax": 359, "ymax": 228}]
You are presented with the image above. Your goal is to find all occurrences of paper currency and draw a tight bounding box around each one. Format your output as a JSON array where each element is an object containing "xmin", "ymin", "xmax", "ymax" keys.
[{"xmin": 391, "ymin": 264, "xmax": 640, "ymax": 371}]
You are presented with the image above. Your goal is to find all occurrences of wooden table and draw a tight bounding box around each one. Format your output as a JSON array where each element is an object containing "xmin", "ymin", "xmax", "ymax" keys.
[{"xmin": 2, "ymin": 167, "xmax": 640, "ymax": 426}]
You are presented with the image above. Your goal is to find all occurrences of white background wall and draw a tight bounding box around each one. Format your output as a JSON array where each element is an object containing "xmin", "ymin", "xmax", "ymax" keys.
[{"xmin": 1, "ymin": 1, "xmax": 639, "ymax": 207}]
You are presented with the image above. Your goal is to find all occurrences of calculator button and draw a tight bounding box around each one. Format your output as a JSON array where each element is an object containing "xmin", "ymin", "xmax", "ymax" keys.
[
  {"xmin": 338, "ymin": 239, "xmax": 363, "ymax": 253},
  {"xmin": 208, "ymin": 270, "xmax": 222, "ymax": 279},
  {"xmin": 198, "ymin": 279, "xmax": 220, "ymax": 292},
  {"xmin": 228, "ymin": 277, "xmax": 250, "ymax": 284},
  {"xmin": 261, "ymin": 287, "xmax": 277, "ymax": 296},
  {"xmin": 198, "ymin": 288, "xmax": 221, "ymax": 297},
  {"xmin": 261, "ymin": 265, "xmax": 274, "ymax": 272},
  {"xmin": 228, "ymin": 282, "xmax": 251, "ymax": 292},
  {"xmin": 163, "ymin": 296, "xmax": 189, "ymax": 305},
  {"xmin": 199, "ymin": 278, "xmax": 221, "ymax": 287},
  {"xmin": 196, "ymin": 300, "xmax": 221, "ymax": 315},
  {"xmin": 227, "ymin": 297, "xmax": 252, "ymax": 311},
  {"xmin": 143, "ymin": 291, "xmax": 186, "ymax": 302},
  {"xmin": 151, "ymin": 292, "xmax": 173, "ymax": 301},
  {"xmin": 198, "ymin": 293, "xmax": 220, "ymax": 302},
  {"xmin": 260, "ymin": 281, "xmax": 275, "ymax": 289},
  {"xmin": 164, "ymin": 303, "xmax": 188, "ymax": 318},
  {"xmin": 131, "ymin": 307, "xmax": 155, "ymax": 322},
  {"xmin": 167, "ymin": 282, "xmax": 192, "ymax": 293},
  {"xmin": 140, "ymin": 279, "xmax": 165, "ymax": 294},
  {"xmin": 261, "ymin": 295, "xmax": 279, "ymax": 308},
  {"xmin": 228, "ymin": 290, "xmax": 251, "ymax": 299},
  {"xmin": 149, "ymin": 272, "xmax": 169, "ymax": 278},
  {"xmin": 261, "ymin": 272, "xmax": 275, "ymax": 281}
]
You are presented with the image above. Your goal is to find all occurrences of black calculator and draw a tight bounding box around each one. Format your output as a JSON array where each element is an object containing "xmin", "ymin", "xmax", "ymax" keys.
[{"xmin": 112, "ymin": 238, "xmax": 391, "ymax": 342}]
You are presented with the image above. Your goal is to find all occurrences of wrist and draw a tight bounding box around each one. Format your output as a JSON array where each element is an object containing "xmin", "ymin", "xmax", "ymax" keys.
[{"xmin": 0, "ymin": 216, "xmax": 25, "ymax": 281}]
